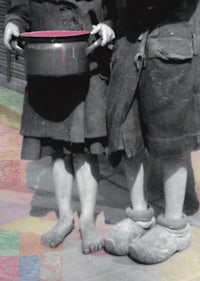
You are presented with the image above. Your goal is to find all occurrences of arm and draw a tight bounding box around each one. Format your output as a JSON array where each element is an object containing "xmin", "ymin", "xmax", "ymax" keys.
[
  {"xmin": 5, "ymin": 0, "xmax": 31, "ymax": 32},
  {"xmin": 4, "ymin": 0, "xmax": 31, "ymax": 50},
  {"xmin": 90, "ymin": 0, "xmax": 117, "ymax": 46}
]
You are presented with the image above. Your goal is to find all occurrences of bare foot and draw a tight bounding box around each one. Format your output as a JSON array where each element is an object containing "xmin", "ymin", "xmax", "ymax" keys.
[
  {"xmin": 80, "ymin": 223, "xmax": 104, "ymax": 254},
  {"xmin": 41, "ymin": 219, "xmax": 74, "ymax": 248}
]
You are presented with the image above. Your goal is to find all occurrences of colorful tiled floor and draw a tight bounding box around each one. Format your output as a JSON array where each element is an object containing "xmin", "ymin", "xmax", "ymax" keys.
[{"xmin": 0, "ymin": 86, "xmax": 200, "ymax": 281}]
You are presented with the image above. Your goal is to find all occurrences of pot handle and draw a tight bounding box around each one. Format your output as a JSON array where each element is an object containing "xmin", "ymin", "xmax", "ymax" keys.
[
  {"xmin": 10, "ymin": 39, "xmax": 24, "ymax": 56},
  {"xmin": 86, "ymin": 38, "xmax": 102, "ymax": 55}
]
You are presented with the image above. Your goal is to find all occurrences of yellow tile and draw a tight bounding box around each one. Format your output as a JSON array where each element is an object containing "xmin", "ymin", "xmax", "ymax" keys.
[
  {"xmin": 160, "ymin": 226, "xmax": 200, "ymax": 281},
  {"xmin": 0, "ymin": 216, "xmax": 55, "ymax": 235}
]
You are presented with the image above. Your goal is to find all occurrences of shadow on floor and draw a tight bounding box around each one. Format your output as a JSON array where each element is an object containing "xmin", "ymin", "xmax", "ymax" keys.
[{"xmin": 25, "ymin": 154, "xmax": 200, "ymax": 226}]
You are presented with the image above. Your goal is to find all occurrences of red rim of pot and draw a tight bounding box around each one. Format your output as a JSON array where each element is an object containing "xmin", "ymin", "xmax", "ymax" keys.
[{"xmin": 18, "ymin": 30, "xmax": 90, "ymax": 45}]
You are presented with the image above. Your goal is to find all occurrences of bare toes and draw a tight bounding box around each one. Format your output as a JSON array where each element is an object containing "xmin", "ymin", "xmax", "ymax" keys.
[
  {"xmin": 90, "ymin": 244, "xmax": 97, "ymax": 253},
  {"xmin": 41, "ymin": 220, "xmax": 74, "ymax": 248},
  {"xmin": 82, "ymin": 239, "xmax": 104, "ymax": 254},
  {"xmin": 80, "ymin": 222, "xmax": 104, "ymax": 254},
  {"xmin": 41, "ymin": 233, "xmax": 63, "ymax": 248}
]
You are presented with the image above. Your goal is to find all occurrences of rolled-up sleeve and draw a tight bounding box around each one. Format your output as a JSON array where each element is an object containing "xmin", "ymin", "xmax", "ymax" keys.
[{"xmin": 4, "ymin": 0, "xmax": 31, "ymax": 32}]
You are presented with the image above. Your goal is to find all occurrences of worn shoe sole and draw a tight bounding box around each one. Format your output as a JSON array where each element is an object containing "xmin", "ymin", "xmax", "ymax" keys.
[
  {"xmin": 104, "ymin": 218, "xmax": 145, "ymax": 256},
  {"xmin": 129, "ymin": 223, "xmax": 192, "ymax": 264}
]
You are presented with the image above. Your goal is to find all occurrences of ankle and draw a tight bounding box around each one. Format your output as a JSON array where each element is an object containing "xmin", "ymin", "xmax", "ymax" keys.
[
  {"xmin": 126, "ymin": 206, "xmax": 155, "ymax": 222},
  {"xmin": 59, "ymin": 213, "xmax": 74, "ymax": 223},
  {"xmin": 125, "ymin": 206, "xmax": 155, "ymax": 229},
  {"xmin": 157, "ymin": 213, "xmax": 189, "ymax": 230},
  {"xmin": 80, "ymin": 216, "xmax": 95, "ymax": 228}
]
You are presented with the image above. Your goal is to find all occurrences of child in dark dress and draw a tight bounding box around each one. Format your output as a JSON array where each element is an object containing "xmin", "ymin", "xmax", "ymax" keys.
[{"xmin": 4, "ymin": 0, "xmax": 116, "ymax": 254}]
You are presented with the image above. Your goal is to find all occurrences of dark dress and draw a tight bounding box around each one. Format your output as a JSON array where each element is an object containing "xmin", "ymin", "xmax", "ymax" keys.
[
  {"xmin": 107, "ymin": 0, "xmax": 200, "ymax": 164},
  {"xmin": 5, "ymin": 0, "xmax": 116, "ymax": 159}
]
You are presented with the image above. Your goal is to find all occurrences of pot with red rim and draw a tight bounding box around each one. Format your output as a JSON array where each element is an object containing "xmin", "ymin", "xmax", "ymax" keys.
[{"xmin": 16, "ymin": 30, "xmax": 101, "ymax": 77}]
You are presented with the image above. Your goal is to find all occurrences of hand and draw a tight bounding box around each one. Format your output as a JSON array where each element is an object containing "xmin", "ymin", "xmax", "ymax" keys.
[
  {"xmin": 4, "ymin": 22, "xmax": 20, "ymax": 50},
  {"xmin": 90, "ymin": 23, "xmax": 115, "ymax": 47}
]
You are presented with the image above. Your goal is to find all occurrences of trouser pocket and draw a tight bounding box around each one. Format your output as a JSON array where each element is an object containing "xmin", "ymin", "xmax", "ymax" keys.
[{"xmin": 146, "ymin": 35, "xmax": 194, "ymax": 61}]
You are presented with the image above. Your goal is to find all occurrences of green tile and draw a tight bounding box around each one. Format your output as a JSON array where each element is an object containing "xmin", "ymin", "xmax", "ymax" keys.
[
  {"xmin": 0, "ymin": 230, "xmax": 20, "ymax": 256},
  {"xmin": 0, "ymin": 86, "xmax": 23, "ymax": 113}
]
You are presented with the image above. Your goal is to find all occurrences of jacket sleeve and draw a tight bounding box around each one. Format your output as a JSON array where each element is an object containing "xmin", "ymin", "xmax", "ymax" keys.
[
  {"xmin": 4, "ymin": 0, "xmax": 31, "ymax": 32},
  {"xmin": 102, "ymin": 0, "xmax": 117, "ymax": 30}
]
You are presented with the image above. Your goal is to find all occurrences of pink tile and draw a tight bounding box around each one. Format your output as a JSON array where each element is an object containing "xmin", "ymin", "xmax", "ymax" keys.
[
  {"xmin": 0, "ymin": 201, "xmax": 30, "ymax": 225},
  {"xmin": 0, "ymin": 160, "xmax": 31, "ymax": 193},
  {"xmin": 0, "ymin": 256, "xmax": 19, "ymax": 281}
]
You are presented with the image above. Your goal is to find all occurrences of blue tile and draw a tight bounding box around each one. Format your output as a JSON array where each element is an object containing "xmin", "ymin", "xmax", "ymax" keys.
[{"xmin": 19, "ymin": 256, "xmax": 40, "ymax": 281}]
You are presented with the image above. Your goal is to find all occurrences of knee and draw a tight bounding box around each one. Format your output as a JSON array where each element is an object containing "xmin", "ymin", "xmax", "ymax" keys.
[
  {"xmin": 73, "ymin": 153, "xmax": 97, "ymax": 167},
  {"xmin": 53, "ymin": 155, "xmax": 73, "ymax": 174},
  {"xmin": 73, "ymin": 153, "xmax": 99, "ymax": 178},
  {"xmin": 53, "ymin": 158, "xmax": 65, "ymax": 173}
]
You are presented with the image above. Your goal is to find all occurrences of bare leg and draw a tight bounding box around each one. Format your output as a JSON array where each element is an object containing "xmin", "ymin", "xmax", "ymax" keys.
[
  {"xmin": 74, "ymin": 153, "xmax": 103, "ymax": 254},
  {"xmin": 41, "ymin": 155, "xmax": 74, "ymax": 248},
  {"xmin": 129, "ymin": 155, "xmax": 191, "ymax": 264},
  {"xmin": 104, "ymin": 153, "xmax": 154, "ymax": 256},
  {"xmin": 163, "ymin": 156, "xmax": 188, "ymax": 220},
  {"xmin": 123, "ymin": 153, "xmax": 148, "ymax": 211}
]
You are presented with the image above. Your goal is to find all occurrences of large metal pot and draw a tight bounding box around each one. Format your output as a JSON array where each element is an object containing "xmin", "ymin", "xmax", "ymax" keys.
[{"xmin": 16, "ymin": 30, "xmax": 100, "ymax": 77}]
